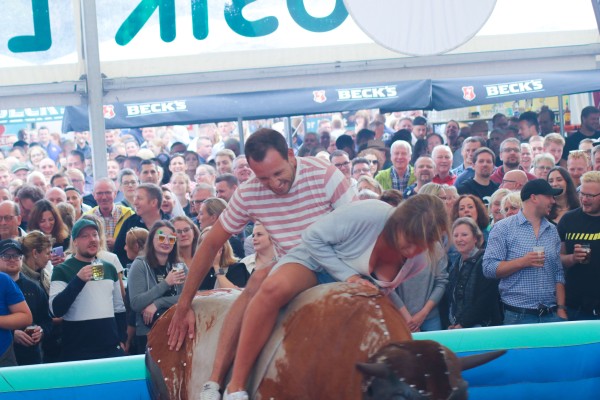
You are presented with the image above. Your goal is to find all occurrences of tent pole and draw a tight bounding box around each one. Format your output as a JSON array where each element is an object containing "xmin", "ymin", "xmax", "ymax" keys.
[
  {"xmin": 558, "ymin": 95, "xmax": 565, "ymax": 136},
  {"xmin": 238, "ymin": 117, "xmax": 244, "ymax": 155},
  {"xmin": 80, "ymin": 0, "xmax": 107, "ymax": 179},
  {"xmin": 284, "ymin": 117, "xmax": 292, "ymax": 148}
]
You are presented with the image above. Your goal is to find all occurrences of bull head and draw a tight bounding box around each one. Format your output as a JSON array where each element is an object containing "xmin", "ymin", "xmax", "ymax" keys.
[{"xmin": 356, "ymin": 340, "xmax": 505, "ymax": 400}]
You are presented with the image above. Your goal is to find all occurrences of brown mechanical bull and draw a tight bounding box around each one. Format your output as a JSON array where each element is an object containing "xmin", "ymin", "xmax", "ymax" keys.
[{"xmin": 146, "ymin": 283, "xmax": 503, "ymax": 400}]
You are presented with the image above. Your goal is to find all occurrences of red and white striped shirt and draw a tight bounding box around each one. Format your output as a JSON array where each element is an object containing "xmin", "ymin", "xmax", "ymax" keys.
[{"xmin": 220, "ymin": 157, "xmax": 356, "ymax": 255}]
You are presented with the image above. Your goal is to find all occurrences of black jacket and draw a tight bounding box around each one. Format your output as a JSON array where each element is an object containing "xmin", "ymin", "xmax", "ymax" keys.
[{"xmin": 440, "ymin": 249, "xmax": 502, "ymax": 328}]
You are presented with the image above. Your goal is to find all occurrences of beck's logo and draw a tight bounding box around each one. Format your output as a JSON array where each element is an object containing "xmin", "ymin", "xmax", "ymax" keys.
[
  {"xmin": 103, "ymin": 105, "xmax": 116, "ymax": 119},
  {"xmin": 462, "ymin": 86, "xmax": 476, "ymax": 101},
  {"xmin": 313, "ymin": 90, "xmax": 327, "ymax": 103}
]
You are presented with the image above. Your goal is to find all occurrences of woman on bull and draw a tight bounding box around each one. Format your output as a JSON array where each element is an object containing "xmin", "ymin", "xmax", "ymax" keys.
[{"xmin": 222, "ymin": 194, "xmax": 449, "ymax": 400}]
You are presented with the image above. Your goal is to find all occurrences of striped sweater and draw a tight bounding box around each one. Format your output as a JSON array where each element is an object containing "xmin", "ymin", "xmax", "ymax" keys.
[{"xmin": 220, "ymin": 156, "xmax": 356, "ymax": 256}]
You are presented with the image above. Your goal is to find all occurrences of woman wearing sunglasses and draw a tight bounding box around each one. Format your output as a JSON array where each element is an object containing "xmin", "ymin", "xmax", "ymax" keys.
[{"xmin": 128, "ymin": 221, "xmax": 186, "ymax": 350}]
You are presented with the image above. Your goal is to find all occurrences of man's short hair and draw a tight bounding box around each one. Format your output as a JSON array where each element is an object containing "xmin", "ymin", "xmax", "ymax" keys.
[
  {"xmin": 492, "ymin": 113, "xmax": 507, "ymax": 126},
  {"xmin": 462, "ymin": 136, "xmax": 487, "ymax": 149},
  {"xmin": 49, "ymin": 172, "xmax": 70, "ymax": 187},
  {"xmin": 581, "ymin": 106, "xmax": 600, "ymax": 120},
  {"xmin": 351, "ymin": 157, "xmax": 371, "ymax": 167},
  {"xmin": 568, "ymin": 150, "xmax": 592, "ymax": 167},
  {"xmin": 14, "ymin": 184, "xmax": 45, "ymax": 203},
  {"xmin": 431, "ymin": 145, "xmax": 453, "ymax": 159},
  {"xmin": 137, "ymin": 183, "xmax": 163, "ymax": 210},
  {"xmin": 519, "ymin": 111, "xmax": 539, "ymax": 132},
  {"xmin": 138, "ymin": 159, "xmax": 157, "ymax": 173},
  {"xmin": 472, "ymin": 147, "xmax": 496, "ymax": 164},
  {"xmin": 499, "ymin": 138, "xmax": 521, "ymax": 153},
  {"xmin": 245, "ymin": 128, "xmax": 289, "ymax": 162},
  {"xmin": 192, "ymin": 183, "xmax": 216, "ymax": 197},
  {"xmin": 413, "ymin": 116, "xmax": 427, "ymax": 126},
  {"xmin": 215, "ymin": 149, "xmax": 235, "ymax": 161},
  {"xmin": 390, "ymin": 140, "xmax": 412, "ymax": 154},
  {"xmin": 69, "ymin": 149, "xmax": 86, "ymax": 163},
  {"xmin": 118, "ymin": 168, "xmax": 137, "ymax": 184},
  {"xmin": 329, "ymin": 150, "xmax": 349, "ymax": 161},
  {"xmin": 539, "ymin": 106, "xmax": 555, "ymax": 122},
  {"xmin": 215, "ymin": 173, "xmax": 238, "ymax": 188},
  {"xmin": 581, "ymin": 171, "xmax": 600, "ymax": 184},
  {"xmin": 94, "ymin": 177, "xmax": 116, "ymax": 192},
  {"xmin": 543, "ymin": 133, "xmax": 565, "ymax": 148}
]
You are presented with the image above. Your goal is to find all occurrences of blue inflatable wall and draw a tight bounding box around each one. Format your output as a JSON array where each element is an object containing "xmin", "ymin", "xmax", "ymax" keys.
[{"xmin": 0, "ymin": 321, "xmax": 598, "ymax": 399}]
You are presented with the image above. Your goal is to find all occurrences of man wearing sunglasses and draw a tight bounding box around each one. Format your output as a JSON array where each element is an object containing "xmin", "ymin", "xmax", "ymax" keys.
[{"xmin": 168, "ymin": 128, "xmax": 355, "ymax": 400}]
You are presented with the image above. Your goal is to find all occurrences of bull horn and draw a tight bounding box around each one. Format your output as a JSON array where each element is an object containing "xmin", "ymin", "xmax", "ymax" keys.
[
  {"xmin": 459, "ymin": 350, "xmax": 506, "ymax": 371},
  {"xmin": 145, "ymin": 348, "xmax": 171, "ymax": 400},
  {"xmin": 356, "ymin": 362, "xmax": 391, "ymax": 378}
]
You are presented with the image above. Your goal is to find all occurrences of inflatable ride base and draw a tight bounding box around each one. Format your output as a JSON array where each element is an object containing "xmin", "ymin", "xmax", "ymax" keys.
[{"xmin": 0, "ymin": 321, "xmax": 597, "ymax": 399}]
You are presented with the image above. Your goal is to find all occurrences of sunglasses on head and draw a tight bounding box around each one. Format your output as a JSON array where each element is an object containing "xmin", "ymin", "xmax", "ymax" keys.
[{"xmin": 157, "ymin": 234, "xmax": 177, "ymax": 245}]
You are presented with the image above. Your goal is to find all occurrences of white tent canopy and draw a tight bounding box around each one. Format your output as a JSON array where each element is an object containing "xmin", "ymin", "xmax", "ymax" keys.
[{"xmin": 1, "ymin": 0, "xmax": 599, "ymax": 109}]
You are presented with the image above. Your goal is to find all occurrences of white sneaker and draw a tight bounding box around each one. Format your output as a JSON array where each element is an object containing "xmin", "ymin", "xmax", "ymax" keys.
[
  {"xmin": 224, "ymin": 389, "xmax": 249, "ymax": 400},
  {"xmin": 199, "ymin": 381, "xmax": 221, "ymax": 400}
]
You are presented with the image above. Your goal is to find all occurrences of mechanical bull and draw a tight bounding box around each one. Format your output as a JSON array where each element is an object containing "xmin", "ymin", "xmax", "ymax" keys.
[{"xmin": 146, "ymin": 283, "xmax": 504, "ymax": 400}]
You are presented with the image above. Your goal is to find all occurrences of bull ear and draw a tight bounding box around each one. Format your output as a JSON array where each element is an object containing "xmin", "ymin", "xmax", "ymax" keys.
[
  {"xmin": 459, "ymin": 350, "xmax": 506, "ymax": 371},
  {"xmin": 356, "ymin": 362, "xmax": 391, "ymax": 378}
]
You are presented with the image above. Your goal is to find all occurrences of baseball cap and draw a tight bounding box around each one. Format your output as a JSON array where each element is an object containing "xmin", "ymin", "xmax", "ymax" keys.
[
  {"xmin": 0, "ymin": 239, "xmax": 23, "ymax": 255},
  {"xmin": 520, "ymin": 179, "xmax": 563, "ymax": 201},
  {"xmin": 72, "ymin": 219, "xmax": 99, "ymax": 239},
  {"xmin": 11, "ymin": 163, "xmax": 30, "ymax": 174}
]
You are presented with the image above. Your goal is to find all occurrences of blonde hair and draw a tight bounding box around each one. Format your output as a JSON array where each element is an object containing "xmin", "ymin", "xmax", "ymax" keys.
[
  {"xmin": 126, "ymin": 227, "xmax": 149, "ymax": 256},
  {"xmin": 568, "ymin": 150, "xmax": 592, "ymax": 167},
  {"xmin": 501, "ymin": 192, "xmax": 522, "ymax": 215},
  {"xmin": 581, "ymin": 171, "xmax": 600, "ymax": 184},
  {"xmin": 20, "ymin": 230, "xmax": 53, "ymax": 257},
  {"xmin": 543, "ymin": 133, "xmax": 565, "ymax": 148}
]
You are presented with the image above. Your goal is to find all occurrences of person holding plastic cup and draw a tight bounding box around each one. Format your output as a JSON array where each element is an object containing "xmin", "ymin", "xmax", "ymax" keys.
[
  {"xmin": 483, "ymin": 179, "xmax": 566, "ymax": 325},
  {"xmin": 558, "ymin": 171, "xmax": 600, "ymax": 320},
  {"xmin": 49, "ymin": 219, "xmax": 126, "ymax": 361}
]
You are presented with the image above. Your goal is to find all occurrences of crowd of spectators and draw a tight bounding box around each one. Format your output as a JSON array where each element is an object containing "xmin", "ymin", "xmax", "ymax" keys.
[{"xmin": 0, "ymin": 105, "xmax": 599, "ymax": 367}]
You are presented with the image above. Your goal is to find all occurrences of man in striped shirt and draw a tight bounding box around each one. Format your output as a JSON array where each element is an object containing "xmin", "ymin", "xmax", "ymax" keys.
[{"xmin": 168, "ymin": 128, "xmax": 355, "ymax": 399}]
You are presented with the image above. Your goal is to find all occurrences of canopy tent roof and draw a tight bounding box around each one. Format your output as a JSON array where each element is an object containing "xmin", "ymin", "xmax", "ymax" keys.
[
  {"xmin": 1, "ymin": 0, "xmax": 600, "ymax": 110},
  {"xmin": 62, "ymin": 69, "xmax": 600, "ymax": 131}
]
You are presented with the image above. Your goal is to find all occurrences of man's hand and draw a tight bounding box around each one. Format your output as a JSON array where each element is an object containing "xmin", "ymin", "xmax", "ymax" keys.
[
  {"xmin": 557, "ymin": 308, "xmax": 568, "ymax": 320},
  {"xmin": 167, "ymin": 306, "xmax": 196, "ymax": 351},
  {"xmin": 77, "ymin": 265, "xmax": 94, "ymax": 282},
  {"xmin": 522, "ymin": 251, "xmax": 544, "ymax": 268},
  {"xmin": 572, "ymin": 244, "xmax": 589, "ymax": 264},
  {"xmin": 30, "ymin": 326, "xmax": 43, "ymax": 344},
  {"xmin": 13, "ymin": 330, "xmax": 34, "ymax": 346}
]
